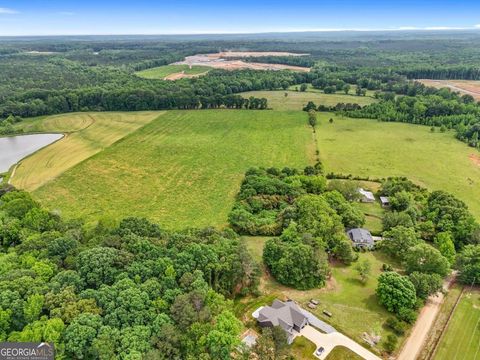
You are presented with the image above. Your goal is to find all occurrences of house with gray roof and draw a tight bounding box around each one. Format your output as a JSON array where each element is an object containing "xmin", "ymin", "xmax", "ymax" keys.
[
  {"xmin": 347, "ymin": 228, "xmax": 374, "ymax": 249},
  {"xmin": 255, "ymin": 299, "xmax": 308, "ymax": 344}
]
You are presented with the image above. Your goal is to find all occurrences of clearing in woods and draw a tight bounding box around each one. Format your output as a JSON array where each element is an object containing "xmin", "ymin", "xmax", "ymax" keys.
[
  {"xmin": 317, "ymin": 114, "xmax": 480, "ymax": 220},
  {"xmin": 434, "ymin": 288, "xmax": 480, "ymax": 360},
  {"xmin": 418, "ymin": 79, "xmax": 480, "ymax": 101},
  {"xmin": 135, "ymin": 64, "xmax": 210, "ymax": 80},
  {"xmin": 240, "ymin": 90, "xmax": 376, "ymax": 111},
  {"xmin": 10, "ymin": 112, "xmax": 163, "ymax": 191},
  {"xmin": 33, "ymin": 110, "xmax": 315, "ymax": 228},
  {"xmin": 175, "ymin": 52, "xmax": 311, "ymax": 72}
]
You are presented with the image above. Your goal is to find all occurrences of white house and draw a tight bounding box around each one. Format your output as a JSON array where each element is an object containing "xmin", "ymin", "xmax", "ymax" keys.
[{"xmin": 358, "ymin": 188, "xmax": 375, "ymax": 203}]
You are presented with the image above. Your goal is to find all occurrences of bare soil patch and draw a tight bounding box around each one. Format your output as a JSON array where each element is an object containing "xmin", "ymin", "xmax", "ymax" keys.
[
  {"xmin": 163, "ymin": 70, "xmax": 208, "ymax": 81},
  {"xmin": 469, "ymin": 153, "xmax": 480, "ymax": 167},
  {"xmin": 175, "ymin": 52, "xmax": 310, "ymax": 72},
  {"xmin": 418, "ymin": 79, "xmax": 480, "ymax": 100},
  {"xmin": 219, "ymin": 51, "xmax": 309, "ymax": 58}
]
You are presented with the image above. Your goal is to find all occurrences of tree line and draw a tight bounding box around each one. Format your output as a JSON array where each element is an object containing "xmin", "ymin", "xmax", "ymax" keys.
[{"xmin": 345, "ymin": 87, "xmax": 480, "ymax": 149}]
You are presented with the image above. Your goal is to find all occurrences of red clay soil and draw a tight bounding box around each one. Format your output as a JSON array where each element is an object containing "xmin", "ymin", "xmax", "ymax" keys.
[{"xmin": 469, "ymin": 153, "xmax": 480, "ymax": 167}]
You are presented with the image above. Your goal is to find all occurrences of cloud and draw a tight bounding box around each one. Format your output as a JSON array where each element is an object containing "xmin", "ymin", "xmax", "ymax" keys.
[
  {"xmin": 0, "ymin": 7, "xmax": 18, "ymax": 14},
  {"xmin": 475, "ymin": 24, "xmax": 480, "ymax": 28}
]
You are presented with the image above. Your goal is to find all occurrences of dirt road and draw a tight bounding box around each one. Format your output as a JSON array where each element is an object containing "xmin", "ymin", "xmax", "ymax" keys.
[{"xmin": 397, "ymin": 274, "xmax": 456, "ymax": 360}]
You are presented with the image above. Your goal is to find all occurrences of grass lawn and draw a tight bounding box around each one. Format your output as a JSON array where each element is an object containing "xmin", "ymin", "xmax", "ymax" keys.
[
  {"xmin": 240, "ymin": 90, "xmax": 376, "ymax": 111},
  {"xmin": 291, "ymin": 336, "xmax": 316, "ymax": 360},
  {"xmin": 242, "ymin": 236, "xmax": 269, "ymax": 263},
  {"xmin": 318, "ymin": 114, "xmax": 480, "ymax": 220},
  {"xmin": 356, "ymin": 201, "xmax": 385, "ymax": 235},
  {"xmin": 10, "ymin": 112, "xmax": 162, "ymax": 191},
  {"xmin": 326, "ymin": 346, "xmax": 364, "ymax": 360},
  {"xmin": 135, "ymin": 64, "xmax": 210, "ymax": 79},
  {"xmin": 33, "ymin": 110, "xmax": 315, "ymax": 228},
  {"xmin": 434, "ymin": 288, "xmax": 480, "ymax": 360}
]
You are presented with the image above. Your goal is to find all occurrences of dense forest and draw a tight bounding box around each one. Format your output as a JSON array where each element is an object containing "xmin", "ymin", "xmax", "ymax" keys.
[{"xmin": 0, "ymin": 189, "xmax": 260, "ymax": 359}]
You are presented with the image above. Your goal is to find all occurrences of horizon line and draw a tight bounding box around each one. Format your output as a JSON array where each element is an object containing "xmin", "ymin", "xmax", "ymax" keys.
[{"xmin": 1, "ymin": 27, "xmax": 480, "ymax": 38}]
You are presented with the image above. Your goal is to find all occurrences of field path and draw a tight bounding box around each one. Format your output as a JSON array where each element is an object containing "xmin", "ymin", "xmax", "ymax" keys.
[{"xmin": 397, "ymin": 274, "xmax": 456, "ymax": 360}]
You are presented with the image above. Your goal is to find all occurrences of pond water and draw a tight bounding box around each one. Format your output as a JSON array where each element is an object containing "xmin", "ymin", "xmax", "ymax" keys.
[{"xmin": 0, "ymin": 133, "xmax": 63, "ymax": 173}]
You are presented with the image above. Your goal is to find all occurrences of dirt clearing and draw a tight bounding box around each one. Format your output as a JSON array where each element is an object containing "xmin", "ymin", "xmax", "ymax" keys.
[
  {"xmin": 418, "ymin": 79, "xmax": 480, "ymax": 101},
  {"xmin": 174, "ymin": 51, "xmax": 311, "ymax": 72}
]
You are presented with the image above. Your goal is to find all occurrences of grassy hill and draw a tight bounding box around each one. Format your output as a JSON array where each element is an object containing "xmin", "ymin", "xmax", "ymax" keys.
[
  {"xmin": 33, "ymin": 110, "xmax": 315, "ymax": 228},
  {"xmin": 240, "ymin": 90, "xmax": 376, "ymax": 111},
  {"xmin": 11, "ymin": 112, "xmax": 162, "ymax": 191}
]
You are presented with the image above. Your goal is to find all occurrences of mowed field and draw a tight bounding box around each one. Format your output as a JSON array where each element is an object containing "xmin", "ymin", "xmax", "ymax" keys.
[
  {"xmin": 240, "ymin": 90, "xmax": 376, "ymax": 111},
  {"xmin": 418, "ymin": 79, "xmax": 480, "ymax": 101},
  {"xmin": 33, "ymin": 110, "xmax": 315, "ymax": 228},
  {"xmin": 434, "ymin": 288, "xmax": 480, "ymax": 360},
  {"xmin": 317, "ymin": 114, "xmax": 480, "ymax": 220},
  {"xmin": 135, "ymin": 64, "xmax": 210, "ymax": 80},
  {"xmin": 11, "ymin": 112, "xmax": 162, "ymax": 191}
]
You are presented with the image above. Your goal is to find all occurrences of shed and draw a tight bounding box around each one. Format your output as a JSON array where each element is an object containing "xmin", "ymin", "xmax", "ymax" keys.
[
  {"xmin": 358, "ymin": 188, "xmax": 375, "ymax": 203},
  {"xmin": 380, "ymin": 196, "xmax": 390, "ymax": 207}
]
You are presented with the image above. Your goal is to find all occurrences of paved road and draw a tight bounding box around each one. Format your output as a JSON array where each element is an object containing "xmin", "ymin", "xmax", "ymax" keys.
[
  {"xmin": 397, "ymin": 273, "xmax": 457, "ymax": 360},
  {"xmin": 300, "ymin": 325, "xmax": 382, "ymax": 360}
]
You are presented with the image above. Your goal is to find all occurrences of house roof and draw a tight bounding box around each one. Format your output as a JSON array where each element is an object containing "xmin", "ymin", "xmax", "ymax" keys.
[
  {"xmin": 347, "ymin": 228, "xmax": 374, "ymax": 245},
  {"xmin": 358, "ymin": 188, "xmax": 375, "ymax": 201},
  {"xmin": 257, "ymin": 300, "xmax": 307, "ymax": 332},
  {"xmin": 380, "ymin": 196, "xmax": 389, "ymax": 204}
]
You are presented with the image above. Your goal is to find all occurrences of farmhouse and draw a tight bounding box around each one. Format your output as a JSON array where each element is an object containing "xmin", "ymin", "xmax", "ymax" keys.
[
  {"xmin": 255, "ymin": 299, "xmax": 308, "ymax": 344},
  {"xmin": 347, "ymin": 228, "xmax": 374, "ymax": 249},
  {"xmin": 380, "ymin": 196, "xmax": 390, "ymax": 207},
  {"xmin": 358, "ymin": 188, "xmax": 375, "ymax": 203}
]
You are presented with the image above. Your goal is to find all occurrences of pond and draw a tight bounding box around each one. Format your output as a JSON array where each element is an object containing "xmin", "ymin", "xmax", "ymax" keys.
[{"xmin": 0, "ymin": 133, "xmax": 63, "ymax": 173}]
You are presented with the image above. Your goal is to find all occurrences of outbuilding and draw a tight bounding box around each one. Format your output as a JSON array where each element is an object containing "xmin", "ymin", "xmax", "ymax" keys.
[
  {"xmin": 380, "ymin": 196, "xmax": 390, "ymax": 207},
  {"xmin": 358, "ymin": 188, "xmax": 375, "ymax": 203}
]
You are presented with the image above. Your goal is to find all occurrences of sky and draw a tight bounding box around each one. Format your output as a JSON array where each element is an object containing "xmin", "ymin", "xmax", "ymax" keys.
[{"xmin": 0, "ymin": 0, "xmax": 480, "ymax": 36}]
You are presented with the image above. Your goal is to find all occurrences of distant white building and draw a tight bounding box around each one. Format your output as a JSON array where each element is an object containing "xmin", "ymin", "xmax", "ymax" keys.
[{"xmin": 358, "ymin": 188, "xmax": 375, "ymax": 203}]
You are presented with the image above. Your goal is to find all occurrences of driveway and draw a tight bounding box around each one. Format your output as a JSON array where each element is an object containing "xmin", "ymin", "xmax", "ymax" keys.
[
  {"xmin": 299, "ymin": 325, "xmax": 382, "ymax": 360},
  {"xmin": 300, "ymin": 309, "xmax": 336, "ymax": 334},
  {"xmin": 397, "ymin": 273, "xmax": 457, "ymax": 360}
]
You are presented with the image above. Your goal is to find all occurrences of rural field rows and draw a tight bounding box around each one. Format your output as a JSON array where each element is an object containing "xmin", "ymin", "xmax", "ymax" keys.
[{"xmin": 11, "ymin": 111, "xmax": 162, "ymax": 191}]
